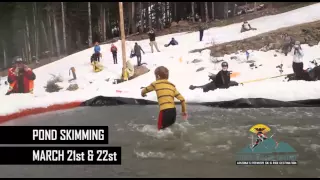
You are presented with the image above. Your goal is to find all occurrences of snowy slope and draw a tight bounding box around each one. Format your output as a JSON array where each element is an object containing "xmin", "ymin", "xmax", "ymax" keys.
[{"xmin": 1, "ymin": 3, "xmax": 320, "ymax": 116}]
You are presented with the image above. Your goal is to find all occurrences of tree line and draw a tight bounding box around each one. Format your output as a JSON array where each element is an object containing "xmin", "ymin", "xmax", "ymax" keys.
[{"xmin": 0, "ymin": 2, "xmax": 301, "ymax": 69}]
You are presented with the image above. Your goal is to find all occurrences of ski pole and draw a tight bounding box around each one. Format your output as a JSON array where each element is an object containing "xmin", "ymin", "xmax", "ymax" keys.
[{"xmin": 240, "ymin": 73, "xmax": 292, "ymax": 85}]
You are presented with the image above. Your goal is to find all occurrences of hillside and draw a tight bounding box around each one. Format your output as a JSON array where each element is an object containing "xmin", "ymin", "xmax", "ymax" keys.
[
  {"xmin": 1, "ymin": 3, "xmax": 320, "ymax": 116},
  {"xmin": 0, "ymin": 2, "xmax": 315, "ymax": 79},
  {"xmin": 190, "ymin": 20, "xmax": 320, "ymax": 57},
  {"xmin": 126, "ymin": 2, "xmax": 316, "ymax": 41}
]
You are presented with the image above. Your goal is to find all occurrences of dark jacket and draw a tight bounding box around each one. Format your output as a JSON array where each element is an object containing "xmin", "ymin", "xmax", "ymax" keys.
[
  {"xmin": 134, "ymin": 44, "xmax": 144, "ymax": 56},
  {"xmin": 148, "ymin": 31, "xmax": 156, "ymax": 41},
  {"xmin": 215, "ymin": 70, "xmax": 231, "ymax": 88},
  {"xmin": 169, "ymin": 39, "xmax": 178, "ymax": 45},
  {"xmin": 199, "ymin": 24, "xmax": 205, "ymax": 31},
  {"xmin": 91, "ymin": 53, "xmax": 100, "ymax": 62}
]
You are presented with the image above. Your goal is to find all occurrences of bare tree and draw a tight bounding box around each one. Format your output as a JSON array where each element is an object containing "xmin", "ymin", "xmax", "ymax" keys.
[
  {"xmin": 23, "ymin": 30, "xmax": 28, "ymax": 63},
  {"xmin": 191, "ymin": 2, "xmax": 195, "ymax": 22},
  {"xmin": 224, "ymin": 2, "xmax": 229, "ymax": 19},
  {"xmin": 2, "ymin": 41, "xmax": 7, "ymax": 68},
  {"xmin": 41, "ymin": 20, "xmax": 49, "ymax": 53},
  {"xmin": 128, "ymin": 3, "xmax": 132, "ymax": 34},
  {"xmin": 131, "ymin": 2, "xmax": 136, "ymax": 33},
  {"xmin": 102, "ymin": 5, "xmax": 106, "ymax": 42},
  {"xmin": 254, "ymin": 2, "xmax": 257, "ymax": 12},
  {"xmin": 32, "ymin": 2, "xmax": 39, "ymax": 63},
  {"xmin": 25, "ymin": 17, "xmax": 32, "ymax": 63},
  {"xmin": 174, "ymin": 2, "xmax": 177, "ymax": 21},
  {"xmin": 211, "ymin": 2, "xmax": 215, "ymax": 20},
  {"xmin": 204, "ymin": 2, "xmax": 209, "ymax": 22},
  {"xmin": 233, "ymin": 4, "xmax": 237, "ymax": 17},
  {"xmin": 46, "ymin": 3, "xmax": 54, "ymax": 58},
  {"xmin": 106, "ymin": 8, "xmax": 110, "ymax": 37},
  {"xmin": 88, "ymin": 2, "xmax": 92, "ymax": 46},
  {"xmin": 139, "ymin": 2, "xmax": 144, "ymax": 33},
  {"xmin": 61, "ymin": 2, "xmax": 67, "ymax": 54},
  {"xmin": 22, "ymin": 47, "xmax": 25, "ymax": 63},
  {"xmin": 52, "ymin": 7, "xmax": 60, "ymax": 57},
  {"xmin": 162, "ymin": 2, "xmax": 166, "ymax": 25},
  {"xmin": 148, "ymin": 2, "xmax": 151, "ymax": 28}
]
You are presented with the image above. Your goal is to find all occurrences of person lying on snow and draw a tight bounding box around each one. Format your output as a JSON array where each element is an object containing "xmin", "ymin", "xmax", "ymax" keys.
[
  {"xmin": 240, "ymin": 21, "xmax": 257, "ymax": 33},
  {"xmin": 90, "ymin": 53, "xmax": 103, "ymax": 72},
  {"xmin": 286, "ymin": 63, "xmax": 320, "ymax": 82},
  {"xmin": 164, "ymin": 38, "xmax": 178, "ymax": 47},
  {"xmin": 189, "ymin": 61, "xmax": 239, "ymax": 92},
  {"xmin": 6, "ymin": 57, "xmax": 36, "ymax": 95},
  {"xmin": 282, "ymin": 33, "xmax": 295, "ymax": 56},
  {"xmin": 141, "ymin": 66, "xmax": 187, "ymax": 130}
]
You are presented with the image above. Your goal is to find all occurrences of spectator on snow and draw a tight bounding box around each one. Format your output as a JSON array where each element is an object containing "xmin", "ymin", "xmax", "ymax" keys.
[
  {"xmin": 122, "ymin": 59, "xmax": 135, "ymax": 80},
  {"xmin": 6, "ymin": 57, "xmax": 36, "ymax": 95},
  {"xmin": 195, "ymin": 14, "xmax": 200, "ymax": 22},
  {"xmin": 292, "ymin": 41, "xmax": 304, "ymax": 80},
  {"xmin": 240, "ymin": 21, "xmax": 257, "ymax": 33},
  {"xmin": 189, "ymin": 61, "xmax": 239, "ymax": 92},
  {"xmin": 148, "ymin": 28, "xmax": 160, "ymax": 53},
  {"xmin": 134, "ymin": 42, "xmax": 145, "ymax": 66},
  {"xmin": 110, "ymin": 43, "xmax": 118, "ymax": 64},
  {"xmin": 198, "ymin": 21, "xmax": 205, "ymax": 41},
  {"xmin": 90, "ymin": 53, "xmax": 100, "ymax": 64},
  {"xmin": 93, "ymin": 42, "xmax": 101, "ymax": 62},
  {"xmin": 282, "ymin": 33, "xmax": 295, "ymax": 56},
  {"xmin": 130, "ymin": 49, "xmax": 136, "ymax": 58},
  {"xmin": 164, "ymin": 38, "xmax": 179, "ymax": 47}
]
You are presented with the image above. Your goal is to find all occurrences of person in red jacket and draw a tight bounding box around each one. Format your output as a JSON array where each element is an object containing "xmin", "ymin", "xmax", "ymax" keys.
[
  {"xmin": 110, "ymin": 44, "xmax": 118, "ymax": 64},
  {"xmin": 6, "ymin": 57, "xmax": 36, "ymax": 95}
]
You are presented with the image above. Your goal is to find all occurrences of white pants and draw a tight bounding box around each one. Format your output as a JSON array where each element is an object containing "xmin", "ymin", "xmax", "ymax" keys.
[{"xmin": 149, "ymin": 41, "xmax": 160, "ymax": 53}]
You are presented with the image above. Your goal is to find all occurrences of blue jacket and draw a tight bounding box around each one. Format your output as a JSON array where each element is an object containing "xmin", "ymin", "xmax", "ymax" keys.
[{"xmin": 94, "ymin": 45, "xmax": 101, "ymax": 53}]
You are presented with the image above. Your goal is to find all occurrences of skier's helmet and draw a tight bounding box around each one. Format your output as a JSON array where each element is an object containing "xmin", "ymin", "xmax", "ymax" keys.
[
  {"xmin": 221, "ymin": 61, "xmax": 228, "ymax": 67},
  {"xmin": 13, "ymin": 56, "xmax": 23, "ymax": 65},
  {"xmin": 221, "ymin": 61, "xmax": 228, "ymax": 71}
]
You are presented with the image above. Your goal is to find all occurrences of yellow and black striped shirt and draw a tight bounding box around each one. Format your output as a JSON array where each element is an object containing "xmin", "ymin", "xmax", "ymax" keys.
[{"xmin": 141, "ymin": 79, "xmax": 186, "ymax": 112}]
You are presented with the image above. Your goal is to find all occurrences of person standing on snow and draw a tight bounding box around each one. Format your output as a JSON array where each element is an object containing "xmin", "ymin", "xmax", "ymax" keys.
[
  {"xmin": 6, "ymin": 57, "xmax": 36, "ymax": 95},
  {"xmin": 292, "ymin": 41, "xmax": 306, "ymax": 80},
  {"xmin": 110, "ymin": 44, "xmax": 118, "ymax": 64},
  {"xmin": 134, "ymin": 42, "xmax": 145, "ymax": 66},
  {"xmin": 282, "ymin": 33, "xmax": 294, "ymax": 56},
  {"xmin": 93, "ymin": 42, "xmax": 101, "ymax": 62},
  {"xmin": 148, "ymin": 28, "xmax": 160, "ymax": 53},
  {"xmin": 198, "ymin": 20, "xmax": 205, "ymax": 41},
  {"xmin": 292, "ymin": 41, "xmax": 304, "ymax": 80}
]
